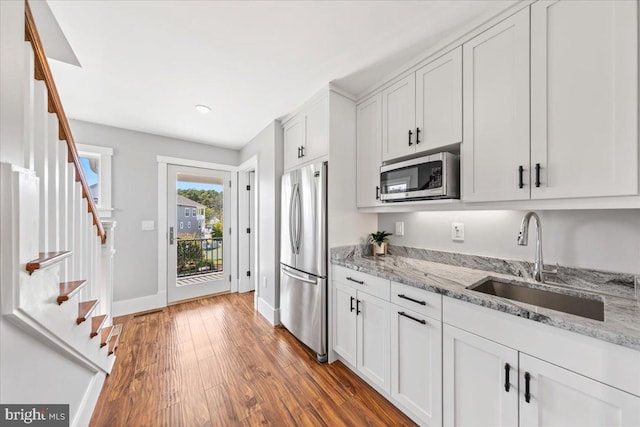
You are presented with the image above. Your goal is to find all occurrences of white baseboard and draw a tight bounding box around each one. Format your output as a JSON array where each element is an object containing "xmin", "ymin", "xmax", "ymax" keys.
[
  {"xmin": 73, "ymin": 372, "xmax": 106, "ymax": 427},
  {"xmin": 257, "ymin": 297, "xmax": 280, "ymax": 326},
  {"xmin": 112, "ymin": 292, "xmax": 166, "ymax": 317}
]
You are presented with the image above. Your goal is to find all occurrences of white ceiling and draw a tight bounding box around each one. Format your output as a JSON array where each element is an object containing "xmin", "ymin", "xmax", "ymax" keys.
[{"xmin": 46, "ymin": 1, "xmax": 516, "ymax": 149}]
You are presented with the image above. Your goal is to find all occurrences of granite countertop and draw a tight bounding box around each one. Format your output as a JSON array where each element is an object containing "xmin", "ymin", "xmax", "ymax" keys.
[{"xmin": 331, "ymin": 247, "xmax": 640, "ymax": 351}]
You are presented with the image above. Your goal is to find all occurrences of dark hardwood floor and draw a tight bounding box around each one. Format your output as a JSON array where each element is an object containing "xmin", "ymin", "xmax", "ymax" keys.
[{"xmin": 90, "ymin": 292, "xmax": 416, "ymax": 426}]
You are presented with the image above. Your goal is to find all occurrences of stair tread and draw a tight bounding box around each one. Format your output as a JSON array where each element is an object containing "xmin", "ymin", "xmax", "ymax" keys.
[
  {"xmin": 57, "ymin": 280, "xmax": 87, "ymax": 305},
  {"xmin": 100, "ymin": 326, "xmax": 113, "ymax": 348},
  {"xmin": 26, "ymin": 251, "xmax": 71, "ymax": 274},
  {"xmin": 90, "ymin": 314, "xmax": 107, "ymax": 338},
  {"xmin": 107, "ymin": 324, "xmax": 123, "ymax": 355},
  {"xmin": 77, "ymin": 300, "xmax": 99, "ymax": 325}
]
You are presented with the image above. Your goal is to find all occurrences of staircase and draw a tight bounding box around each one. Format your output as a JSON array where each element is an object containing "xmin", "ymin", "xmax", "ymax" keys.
[{"xmin": 0, "ymin": 0, "xmax": 120, "ymax": 404}]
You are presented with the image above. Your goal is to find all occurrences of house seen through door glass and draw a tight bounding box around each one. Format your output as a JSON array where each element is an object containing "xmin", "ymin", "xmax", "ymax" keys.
[{"xmin": 168, "ymin": 165, "xmax": 230, "ymax": 304}]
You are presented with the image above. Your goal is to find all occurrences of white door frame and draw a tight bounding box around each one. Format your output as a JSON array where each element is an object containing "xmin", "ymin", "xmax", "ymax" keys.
[
  {"xmin": 157, "ymin": 156, "xmax": 238, "ymax": 306},
  {"xmin": 237, "ymin": 156, "xmax": 259, "ymax": 302}
]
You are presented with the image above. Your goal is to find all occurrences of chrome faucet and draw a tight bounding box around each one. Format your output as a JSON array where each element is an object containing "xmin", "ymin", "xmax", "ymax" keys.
[{"xmin": 517, "ymin": 212, "xmax": 557, "ymax": 283}]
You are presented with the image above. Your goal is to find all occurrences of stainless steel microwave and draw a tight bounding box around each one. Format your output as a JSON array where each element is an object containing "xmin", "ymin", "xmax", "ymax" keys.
[{"xmin": 380, "ymin": 152, "xmax": 460, "ymax": 201}]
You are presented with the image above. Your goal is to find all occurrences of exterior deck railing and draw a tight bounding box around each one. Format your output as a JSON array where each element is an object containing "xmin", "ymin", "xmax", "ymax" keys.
[{"xmin": 177, "ymin": 237, "xmax": 223, "ymax": 277}]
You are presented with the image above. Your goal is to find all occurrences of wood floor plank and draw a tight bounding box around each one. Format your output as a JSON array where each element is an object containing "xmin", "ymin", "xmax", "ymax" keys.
[{"xmin": 89, "ymin": 292, "xmax": 416, "ymax": 427}]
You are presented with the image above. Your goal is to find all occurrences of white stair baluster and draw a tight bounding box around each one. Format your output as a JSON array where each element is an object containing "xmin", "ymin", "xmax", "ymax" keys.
[
  {"xmin": 33, "ymin": 80, "xmax": 49, "ymax": 251},
  {"xmin": 74, "ymin": 181, "xmax": 83, "ymax": 282},
  {"xmin": 67, "ymin": 163, "xmax": 76, "ymax": 279},
  {"xmin": 23, "ymin": 42, "xmax": 35, "ymax": 170},
  {"xmin": 47, "ymin": 115, "xmax": 59, "ymax": 252},
  {"xmin": 58, "ymin": 142, "xmax": 68, "ymax": 281}
]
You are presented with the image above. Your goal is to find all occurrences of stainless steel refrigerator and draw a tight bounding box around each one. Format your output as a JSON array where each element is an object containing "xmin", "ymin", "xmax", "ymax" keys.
[{"xmin": 279, "ymin": 161, "xmax": 327, "ymax": 362}]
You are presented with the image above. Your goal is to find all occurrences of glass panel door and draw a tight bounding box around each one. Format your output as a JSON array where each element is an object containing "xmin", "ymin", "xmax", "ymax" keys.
[{"xmin": 167, "ymin": 164, "xmax": 230, "ymax": 303}]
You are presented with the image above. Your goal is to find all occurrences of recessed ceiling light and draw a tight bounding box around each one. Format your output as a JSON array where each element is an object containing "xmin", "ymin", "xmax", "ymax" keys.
[{"xmin": 195, "ymin": 104, "xmax": 211, "ymax": 114}]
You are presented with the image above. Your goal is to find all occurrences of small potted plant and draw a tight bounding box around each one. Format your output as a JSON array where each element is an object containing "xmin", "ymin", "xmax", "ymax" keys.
[{"xmin": 370, "ymin": 230, "xmax": 392, "ymax": 257}]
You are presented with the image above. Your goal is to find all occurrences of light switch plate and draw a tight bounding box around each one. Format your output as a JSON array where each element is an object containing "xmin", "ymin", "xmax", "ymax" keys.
[
  {"xmin": 395, "ymin": 221, "xmax": 405, "ymax": 236},
  {"xmin": 142, "ymin": 220, "xmax": 155, "ymax": 231},
  {"xmin": 452, "ymin": 222, "xmax": 464, "ymax": 242}
]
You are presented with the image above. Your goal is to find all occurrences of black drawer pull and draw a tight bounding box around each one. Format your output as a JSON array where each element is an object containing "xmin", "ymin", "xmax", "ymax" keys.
[
  {"xmin": 356, "ymin": 299, "xmax": 361, "ymax": 315},
  {"xmin": 535, "ymin": 163, "xmax": 541, "ymax": 188},
  {"xmin": 346, "ymin": 277, "xmax": 364, "ymax": 285},
  {"xmin": 408, "ymin": 129, "xmax": 413, "ymax": 146},
  {"xmin": 398, "ymin": 311, "xmax": 426, "ymax": 325},
  {"xmin": 416, "ymin": 127, "xmax": 421, "ymax": 145},
  {"xmin": 524, "ymin": 372, "xmax": 531, "ymax": 403},
  {"xmin": 504, "ymin": 363, "xmax": 511, "ymax": 392},
  {"xmin": 518, "ymin": 165, "xmax": 524, "ymax": 189},
  {"xmin": 398, "ymin": 294, "xmax": 426, "ymax": 306},
  {"xmin": 376, "ymin": 185, "xmax": 380, "ymax": 200},
  {"xmin": 350, "ymin": 296, "xmax": 355, "ymax": 312}
]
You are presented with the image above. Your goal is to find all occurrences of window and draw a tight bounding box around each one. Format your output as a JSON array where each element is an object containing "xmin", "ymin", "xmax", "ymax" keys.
[
  {"xmin": 180, "ymin": 222, "xmax": 184, "ymax": 230},
  {"xmin": 185, "ymin": 207, "xmax": 190, "ymax": 217},
  {"xmin": 187, "ymin": 221, "xmax": 191, "ymax": 229},
  {"xmin": 192, "ymin": 208, "xmax": 196, "ymax": 216},
  {"xmin": 77, "ymin": 143, "xmax": 113, "ymax": 218}
]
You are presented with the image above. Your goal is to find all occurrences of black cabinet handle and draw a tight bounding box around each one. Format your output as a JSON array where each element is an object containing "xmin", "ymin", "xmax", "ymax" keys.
[
  {"xmin": 408, "ymin": 130, "xmax": 413, "ymax": 146},
  {"xmin": 376, "ymin": 186, "xmax": 380, "ymax": 200},
  {"xmin": 398, "ymin": 294, "xmax": 426, "ymax": 306},
  {"xmin": 350, "ymin": 296, "xmax": 355, "ymax": 312},
  {"xmin": 504, "ymin": 363, "xmax": 511, "ymax": 392},
  {"xmin": 398, "ymin": 311, "xmax": 426, "ymax": 325},
  {"xmin": 356, "ymin": 299, "xmax": 361, "ymax": 315},
  {"xmin": 297, "ymin": 146, "xmax": 301, "ymax": 158},
  {"xmin": 535, "ymin": 163, "xmax": 541, "ymax": 188},
  {"xmin": 346, "ymin": 277, "xmax": 364, "ymax": 285},
  {"xmin": 518, "ymin": 166, "xmax": 524, "ymax": 189},
  {"xmin": 300, "ymin": 146, "xmax": 305, "ymax": 158},
  {"xmin": 524, "ymin": 372, "xmax": 531, "ymax": 403},
  {"xmin": 416, "ymin": 127, "xmax": 421, "ymax": 145}
]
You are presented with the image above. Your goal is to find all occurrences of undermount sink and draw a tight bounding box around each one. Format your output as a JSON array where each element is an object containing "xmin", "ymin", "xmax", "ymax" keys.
[{"xmin": 468, "ymin": 277, "xmax": 604, "ymax": 321}]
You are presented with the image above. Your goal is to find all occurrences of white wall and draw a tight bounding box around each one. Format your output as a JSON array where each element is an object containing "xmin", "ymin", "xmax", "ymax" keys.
[
  {"xmin": 379, "ymin": 209, "xmax": 640, "ymax": 275},
  {"xmin": 239, "ymin": 121, "xmax": 283, "ymax": 323},
  {"xmin": 69, "ymin": 120, "xmax": 239, "ymax": 304}
]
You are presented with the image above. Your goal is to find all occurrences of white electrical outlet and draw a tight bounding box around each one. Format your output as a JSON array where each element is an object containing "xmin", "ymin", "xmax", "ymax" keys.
[
  {"xmin": 141, "ymin": 220, "xmax": 155, "ymax": 231},
  {"xmin": 452, "ymin": 222, "xmax": 464, "ymax": 242},
  {"xmin": 395, "ymin": 221, "xmax": 405, "ymax": 236}
]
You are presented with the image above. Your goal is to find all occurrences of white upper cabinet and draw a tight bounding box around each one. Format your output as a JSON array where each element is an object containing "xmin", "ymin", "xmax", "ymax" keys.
[
  {"xmin": 530, "ymin": 0, "xmax": 638, "ymax": 199},
  {"xmin": 356, "ymin": 94, "xmax": 383, "ymax": 208},
  {"xmin": 381, "ymin": 48, "xmax": 463, "ymax": 162},
  {"xmin": 462, "ymin": 8, "xmax": 531, "ymax": 202},
  {"xmin": 416, "ymin": 46, "xmax": 462, "ymax": 152},
  {"xmin": 382, "ymin": 75, "xmax": 416, "ymax": 161},
  {"xmin": 283, "ymin": 93, "xmax": 329, "ymax": 171}
]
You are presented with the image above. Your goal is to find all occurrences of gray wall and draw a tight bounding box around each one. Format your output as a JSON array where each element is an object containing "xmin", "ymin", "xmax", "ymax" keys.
[
  {"xmin": 239, "ymin": 121, "xmax": 283, "ymax": 314},
  {"xmin": 69, "ymin": 119, "xmax": 239, "ymax": 302},
  {"xmin": 379, "ymin": 209, "xmax": 640, "ymax": 275}
]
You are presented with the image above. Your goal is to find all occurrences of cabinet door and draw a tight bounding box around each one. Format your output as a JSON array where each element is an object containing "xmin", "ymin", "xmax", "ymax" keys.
[
  {"xmin": 391, "ymin": 307, "xmax": 442, "ymax": 427},
  {"xmin": 356, "ymin": 93, "xmax": 382, "ymax": 207},
  {"xmin": 357, "ymin": 291, "xmax": 391, "ymax": 392},
  {"xmin": 519, "ymin": 353, "xmax": 640, "ymax": 427},
  {"xmin": 443, "ymin": 324, "xmax": 518, "ymax": 427},
  {"xmin": 416, "ymin": 47, "xmax": 462, "ymax": 152},
  {"xmin": 382, "ymin": 75, "xmax": 416, "ymax": 161},
  {"xmin": 303, "ymin": 94, "xmax": 329, "ymax": 164},
  {"xmin": 530, "ymin": 0, "xmax": 638, "ymax": 199},
  {"xmin": 334, "ymin": 282, "xmax": 357, "ymax": 366},
  {"xmin": 283, "ymin": 116, "xmax": 304, "ymax": 171},
  {"xmin": 461, "ymin": 8, "xmax": 530, "ymax": 202}
]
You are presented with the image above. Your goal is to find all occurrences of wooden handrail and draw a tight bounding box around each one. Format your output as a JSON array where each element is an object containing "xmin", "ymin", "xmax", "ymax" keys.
[{"xmin": 24, "ymin": 2, "xmax": 106, "ymax": 244}]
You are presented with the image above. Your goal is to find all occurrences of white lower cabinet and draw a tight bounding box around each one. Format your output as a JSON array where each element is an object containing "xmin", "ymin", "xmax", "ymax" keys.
[
  {"xmin": 519, "ymin": 354, "xmax": 640, "ymax": 427},
  {"xmin": 443, "ymin": 324, "xmax": 518, "ymax": 427},
  {"xmin": 443, "ymin": 323, "xmax": 640, "ymax": 427},
  {"xmin": 333, "ymin": 276, "xmax": 391, "ymax": 393},
  {"xmin": 391, "ymin": 306, "xmax": 442, "ymax": 427}
]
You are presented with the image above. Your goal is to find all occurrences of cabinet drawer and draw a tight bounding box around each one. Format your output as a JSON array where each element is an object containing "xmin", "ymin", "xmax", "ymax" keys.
[
  {"xmin": 391, "ymin": 281, "xmax": 441, "ymax": 320},
  {"xmin": 333, "ymin": 265, "xmax": 390, "ymax": 300}
]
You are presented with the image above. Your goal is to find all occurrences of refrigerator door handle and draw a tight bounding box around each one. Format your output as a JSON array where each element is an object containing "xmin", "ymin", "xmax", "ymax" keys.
[
  {"xmin": 295, "ymin": 183, "xmax": 302, "ymax": 254},
  {"xmin": 289, "ymin": 183, "xmax": 298, "ymax": 255},
  {"xmin": 281, "ymin": 266, "xmax": 317, "ymax": 285}
]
